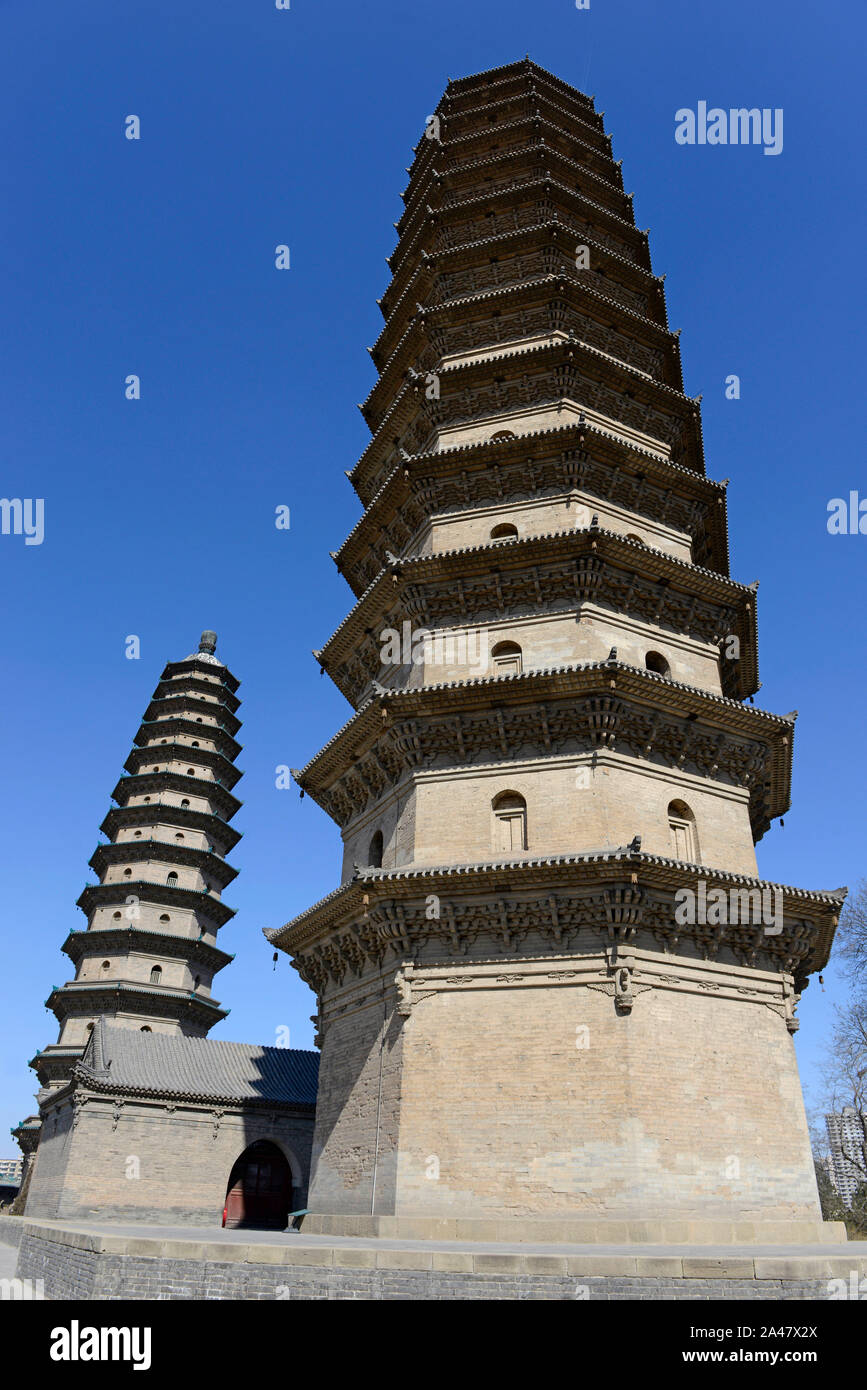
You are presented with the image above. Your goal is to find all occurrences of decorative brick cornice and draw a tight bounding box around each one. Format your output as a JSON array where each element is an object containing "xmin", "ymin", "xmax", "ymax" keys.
[
  {"xmin": 368, "ymin": 263, "xmax": 681, "ymax": 423},
  {"xmin": 339, "ymin": 419, "xmax": 729, "ymax": 579},
  {"xmin": 265, "ymin": 850, "xmax": 842, "ymax": 989},
  {"xmin": 61, "ymin": 927, "xmax": 233, "ymax": 973},
  {"xmin": 294, "ymin": 661, "xmax": 791, "ymax": 839},
  {"xmin": 77, "ymin": 878, "xmax": 236, "ymax": 928},
  {"xmin": 380, "ymin": 218, "xmax": 662, "ymax": 361},
  {"xmin": 353, "ymin": 330, "xmax": 703, "ymax": 504},
  {"xmin": 321, "ymin": 526, "xmax": 757, "ymax": 703}
]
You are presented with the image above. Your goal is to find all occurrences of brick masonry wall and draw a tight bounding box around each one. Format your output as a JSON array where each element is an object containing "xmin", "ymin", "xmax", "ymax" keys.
[
  {"xmin": 310, "ymin": 945, "xmax": 819, "ymax": 1222},
  {"xmin": 340, "ymin": 754, "xmax": 757, "ymax": 881},
  {"xmin": 26, "ymin": 1097, "xmax": 314, "ymax": 1224},
  {"xmin": 424, "ymin": 492, "xmax": 693, "ymax": 564},
  {"xmin": 308, "ymin": 989, "xmax": 403, "ymax": 1215},
  {"xmin": 17, "ymin": 1230, "xmax": 99, "ymax": 1299},
  {"xmin": 13, "ymin": 1233, "xmax": 848, "ymax": 1301},
  {"xmin": 24, "ymin": 1106, "xmax": 75, "ymax": 1220}
]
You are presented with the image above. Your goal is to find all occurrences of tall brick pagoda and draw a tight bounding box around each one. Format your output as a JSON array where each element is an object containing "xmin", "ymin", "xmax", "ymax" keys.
[
  {"xmin": 268, "ymin": 60, "xmax": 844, "ymax": 1233},
  {"xmin": 29, "ymin": 631, "xmax": 243, "ymax": 1098},
  {"xmin": 14, "ymin": 634, "xmax": 324, "ymax": 1227}
]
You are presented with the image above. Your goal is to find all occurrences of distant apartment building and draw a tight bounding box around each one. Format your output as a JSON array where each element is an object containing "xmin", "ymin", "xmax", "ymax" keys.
[
  {"xmin": 826, "ymin": 1108, "xmax": 866, "ymax": 1205},
  {"xmin": 0, "ymin": 1158, "xmax": 23, "ymax": 1187}
]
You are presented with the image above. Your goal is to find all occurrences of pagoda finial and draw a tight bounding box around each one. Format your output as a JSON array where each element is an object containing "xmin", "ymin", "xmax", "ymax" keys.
[{"xmin": 198, "ymin": 630, "xmax": 217, "ymax": 655}]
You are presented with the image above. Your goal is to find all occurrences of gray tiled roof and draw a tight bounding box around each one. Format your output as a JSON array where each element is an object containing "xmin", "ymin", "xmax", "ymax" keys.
[{"xmin": 77, "ymin": 1020, "xmax": 318, "ymax": 1107}]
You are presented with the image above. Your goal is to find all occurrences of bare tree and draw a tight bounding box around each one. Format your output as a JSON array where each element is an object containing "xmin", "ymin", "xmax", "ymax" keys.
[
  {"xmin": 834, "ymin": 879, "xmax": 867, "ymax": 990},
  {"xmin": 811, "ymin": 885, "xmax": 867, "ymax": 1232},
  {"xmin": 823, "ymin": 998, "xmax": 867, "ymax": 1191}
]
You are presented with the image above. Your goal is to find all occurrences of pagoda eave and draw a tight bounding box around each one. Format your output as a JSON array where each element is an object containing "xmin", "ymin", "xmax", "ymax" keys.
[
  {"xmin": 396, "ymin": 135, "xmax": 630, "ymax": 247},
  {"xmin": 122, "ymin": 744, "xmax": 243, "ymax": 788},
  {"xmin": 151, "ymin": 674, "xmax": 241, "ymax": 712},
  {"xmin": 368, "ymin": 269, "xmax": 683, "ymax": 414},
  {"xmin": 294, "ymin": 663, "xmax": 793, "ymax": 842},
  {"xmin": 44, "ymin": 981, "xmax": 228, "ymax": 1027},
  {"xmin": 100, "ymin": 802, "xmax": 242, "ymax": 850},
  {"xmin": 342, "ymin": 418, "xmax": 730, "ymax": 578},
  {"xmin": 110, "ymin": 771, "xmax": 242, "ymax": 820},
  {"xmin": 61, "ymin": 926, "xmax": 233, "ymax": 972},
  {"xmin": 352, "ymin": 340, "xmax": 705, "ymax": 497},
  {"xmin": 76, "ymin": 879, "xmax": 236, "ymax": 927},
  {"xmin": 159, "ymin": 655, "xmax": 241, "ymax": 693},
  {"xmin": 88, "ymin": 840, "xmax": 239, "ymax": 888},
  {"xmin": 320, "ymin": 527, "xmax": 758, "ymax": 687},
  {"xmin": 264, "ymin": 847, "xmax": 843, "ymax": 980},
  {"xmin": 134, "ymin": 718, "xmax": 242, "ymax": 761}
]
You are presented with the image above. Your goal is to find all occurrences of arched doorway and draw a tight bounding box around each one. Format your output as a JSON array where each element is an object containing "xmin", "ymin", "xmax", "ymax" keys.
[{"xmin": 223, "ymin": 1140, "xmax": 293, "ymax": 1230}]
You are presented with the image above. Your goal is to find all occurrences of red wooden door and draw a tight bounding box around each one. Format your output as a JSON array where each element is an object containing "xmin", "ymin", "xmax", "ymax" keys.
[{"xmin": 223, "ymin": 1142, "xmax": 292, "ymax": 1229}]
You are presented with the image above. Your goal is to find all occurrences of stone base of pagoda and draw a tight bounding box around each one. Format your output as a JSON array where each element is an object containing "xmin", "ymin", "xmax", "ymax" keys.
[
  {"xmin": 306, "ymin": 942, "xmax": 823, "ymax": 1227},
  {"xmin": 298, "ymin": 1213, "xmax": 846, "ymax": 1246}
]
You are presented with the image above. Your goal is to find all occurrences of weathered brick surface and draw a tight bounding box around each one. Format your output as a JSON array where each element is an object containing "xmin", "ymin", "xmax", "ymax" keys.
[
  {"xmin": 14, "ymin": 1235, "xmax": 844, "ymax": 1301},
  {"xmin": 25, "ymin": 1098, "xmax": 314, "ymax": 1224},
  {"xmin": 341, "ymin": 756, "xmax": 757, "ymax": 883},
  {"xmin": 309, "ymin": 947, "xmax": 819, "ymax": 1222},
  {"xmin": 424, "ymin": 493, "xmax": 694, "ymax": 565}
]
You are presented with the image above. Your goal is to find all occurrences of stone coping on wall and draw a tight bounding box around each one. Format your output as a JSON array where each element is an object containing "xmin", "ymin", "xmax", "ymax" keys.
[
  {"xmin": 299, "ymin": 1213, "xmax": 850, "ymax": 1247},
  {"xmin": 4, "ymin": 1216, "xmax": 865, "ymax": 1276},
  {"xmin": 8, "ymin": 1218, "xmax": 867, "ymax": 1300}
]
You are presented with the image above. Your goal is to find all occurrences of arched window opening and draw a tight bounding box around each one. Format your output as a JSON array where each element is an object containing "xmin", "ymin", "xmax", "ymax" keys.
[
  {"xmin": 186, "ymin": 767, "xmax": 195, "ymax": 776},
  {"xmin": 626, "ymin": 532, "xmax": 645, "ymax": 545},
  {"xmin": 490, "ymin": 523, "xmax": 518, "ymax": 541},
  {"xmin": 123, "ymin": 868, "xmax": 132, "ymax": 877},
  {"xmin": 134, "ymin": 830, "xmax": 142, "ymax": 837},
  {"xmin": 492, "ymin": 791, "xmax": 528, "ymax": 854},
  {"xmin": 112, "ymin": 911, "xmax": 122, "ymax": 921},
  {"xmin": 181, "ymin": 798, "xmax": 190, "ymax": 807},
  {"xmin": 491, "ymin": 429, "xmax": 516, "ymax": 441},
  {"xmin": 668, "ymin": 800, "xmax": 698, "ymax": 862},
  {"xmin": 159, "ymin": 913, "xmax": 170, "ymax": 923},
  {"xmin": 368, "ymin": 830, "xmax": 384, "ymax": 869},
  {"xmin": 140, "ymin": 1026, "xmax": 152, "ymax": 1033},
  {"xmin": 491, "ymin": 640, "xmax": 523, "ymax": 676},
  {"xmin": 166, "ymin": 871, "xmax": 179, "ymax": 887},
  {"xmin": 101, "ymin": 960, "xmax": 110, "ymax": 972},
  {"xmin": 175, "ymin": 833, "xmax": 184, "ymax": 841},
  {"xmin": 645, "ymin": 651, "xmax": 670, "ymax": 678},
  {"xmin": 150, "ymin": 965, "xmax": 162, "ymax": 985}
]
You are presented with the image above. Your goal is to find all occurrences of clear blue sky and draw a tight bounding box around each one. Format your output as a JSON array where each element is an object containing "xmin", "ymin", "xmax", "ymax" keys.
[{"xmin": 1, "ymin": 0, "xmax": 864, "ymax": 1146}]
